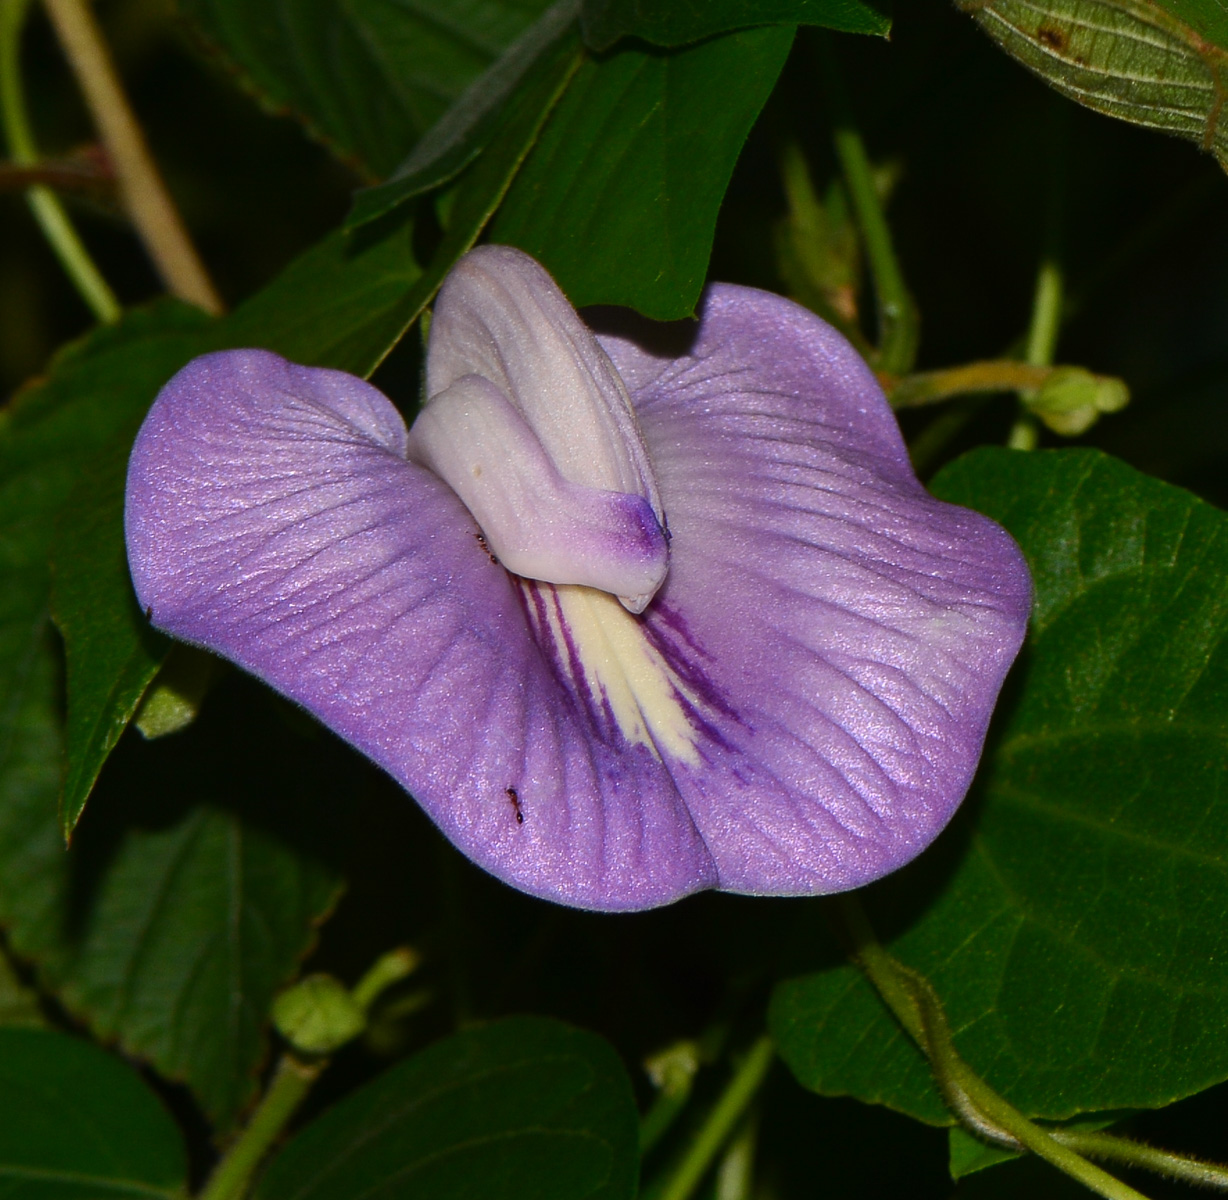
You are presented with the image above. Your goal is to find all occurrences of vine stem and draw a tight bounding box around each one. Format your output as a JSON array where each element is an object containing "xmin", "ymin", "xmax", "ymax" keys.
[
  {"xmin": 653, "ymin": 1037, "xmax": 774, "ymax": 1200},
  {"xmin": 0, "ymin": 0, "xmax": 119, "ymax": 322},
  {"xmin": 198, "ymin": 1057, "xmax": 322, "ymax": 1200},
  {"xmin": 833, "ymin": 895, "xmax": 1154, "ymax": 1200},
  {"xmin": 818, "ymin": 35, "xmax": 919, "ymax": 376},
  {"xmin": 41, "ymin": 0, "xmax": 223, "ymax": 314}
]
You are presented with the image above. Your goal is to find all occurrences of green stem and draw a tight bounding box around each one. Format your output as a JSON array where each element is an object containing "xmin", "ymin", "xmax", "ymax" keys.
[
  {"xmin": 654, "ymin": 1037, "xmax": 774, "ymax": 1200},
  {"xmin": 888, "ymin": 360, "xmax": 1055, "ymax": 408},
  {"xmin": 351, "ymin": 946, "xmax": 420, "ymax": 1013},
  {"xmin": 713, "ymin": 1113, "xmax": 758, "ymax": 1200},
  {"xmin": 198, "ymin": 1056, "xmax": 322, "ymax": 1200},
  {"xmin": 0, "ymin": 0, "xmax": 119, "ymax": 322},
  {"xmin": 819, "ymin": 36, "xmax": 918, "ymax": 375},
  {"xmin": 1051, "ymin": 1130, "xmax": 1228, "ymax": 1192},
  {"xmin": 41, "ymin": 0, "xmax": 223, "ymax": 314},
  {"xmin": 834, "ymin": 895, "xmax": 1154, "ymax": 1200}
]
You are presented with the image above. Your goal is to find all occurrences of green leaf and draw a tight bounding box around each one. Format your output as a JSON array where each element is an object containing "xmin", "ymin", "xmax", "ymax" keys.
[
  {"xmin": 0, "ymin": 946, "xmax": 45, "ymax": 1029},
  {"xmin": 179, "ymin": 0, "xmax": 555, "ymax": 178},
  {"xmin": 255, "ymin": 1017, "xmax": 639, "ymax": 1200},
  {"xmin": 958, "ymin": 0, "xmax": 1228, "ymax": 170},
  {"xmin": 947, "ymin": 1112, "xmax": 1127, "ymax": 1180},
  {"xmin": 491, "ymin": 26, "xmax": 794, "ymax": 318},
  {"xmin": 0, "ymin": 677, "xmax": 346, "ymax": 1130},
  {"xmin": 349, "ymin": 0, "xmax": 582, "ymax": 227},
  {"xmin": 948, "ymin": 1127, "xmax": 1021, "ymax": 1180},
  {"xmin": 772, "ymin": 448, "xmax": 1228, "ymax": 1123},
  {"xmin": 581, "ymin": 0, "xmax": 889, "ymax": 50},
  {"xmin": 217, "ymin": 209, "xmax": 424, "ymax": 377},
  {"xmin": 0, "ymin": 303, "xmax": 213, "ymax": 828},
  {"xmin": 52, "ymin": 451, "xmax": 170, "ymax": 839},
  {"xmin": 0, "ymin": 1028, "xmax": 187, "ymax": 1198}
]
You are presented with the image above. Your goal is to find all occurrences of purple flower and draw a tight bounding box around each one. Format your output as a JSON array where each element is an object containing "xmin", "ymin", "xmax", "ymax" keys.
[{"xmin": 125, "ymin": 246, "xmax": 1030, "ymax": 911}]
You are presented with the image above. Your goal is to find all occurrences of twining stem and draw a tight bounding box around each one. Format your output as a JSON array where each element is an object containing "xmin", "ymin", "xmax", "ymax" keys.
[
  {"xmin": 818, "ymin": 36, "xmax": 919, "ymax": 376},
  {"xmin": 1051, "ymin": 1130, "xmax": 1228, "ymax": 1191},
  {"xmin": 41, "ymin": 0, "xmax": 224, "ymax": 314},
  {"xmin": 653, "ymin": 1037, "xmax": 774, "ymax": 1200},
  {"xmin": 833, "ymin": 895, "xmax": 1154, "ymax": 1200},
  {"xmin": 0, "ymin": 0, "xmax": 119, "ymax": 321},
  {"xmin": 198, "ymin": 1057, "xmax": 322, "ymax": 1200}
]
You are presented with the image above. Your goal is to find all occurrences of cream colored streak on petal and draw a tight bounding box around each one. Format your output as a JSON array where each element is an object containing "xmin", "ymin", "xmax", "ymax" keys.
[{"xmin": 540, "ymin": 584, "xmax": 702, "ymax": 766}]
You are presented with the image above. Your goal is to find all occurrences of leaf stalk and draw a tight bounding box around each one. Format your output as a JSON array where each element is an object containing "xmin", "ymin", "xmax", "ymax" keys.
[
  {"xmin": 41, "ymin": 0, "xmax": 224, "ymax": 314},
  {"xmin": 0, "ymin": 0, "xmax": 119, "ymax": 322}
]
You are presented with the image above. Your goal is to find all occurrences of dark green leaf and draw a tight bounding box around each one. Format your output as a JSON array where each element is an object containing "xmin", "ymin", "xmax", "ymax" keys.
[
  {"xmin": 0, "ymin": 1028, "xmax": 187, "ymax": 1198},
  {"xmin": 948, "ymin": 1127, "xmax": 1020, "ymax": 1180},
  {"xmin": 350, "ymin": 0, "xmax": 582, "ymax": 226},
  {"xmin": 0, "ymin": 303, "xmax": 213, "ymax": 832},
  {"xmin": 490, "ymin": 27, "xmax": 794, "ymax": 318},
  {"xmin": 217, "ymin": 209, "xmax": 424, "ymax": 377},
  {"xmin": 179, "ymin": 0, "xmax": 554, "ymax": 177},
  {"xmin": 959, "ymin": 0, "xmax": 1228, "ymax": 171},
  {"xmin": 0, "ymin": 677, "xmax": 346, "ymax": 1129},
  {"xmin": 256, "ymin": 1017, "xmax": 639, "ymax": 1200},
  {"xmin": 772, "ymin": 448, "xmax": 1228, "ymax": 1123},
  {"xmin": 947, "ymin": 1112, "xmax": 1126, "ymax": 1180},
  {"xmin": 0, "ymin": 946, "xmax": 45, "ymax": 1029},
  {"xmin": 346, "ymin": 21, "xmax": 583, "ymax": 327},
  {"xmin": 581, "ymin": 0, "xmax": 889, "ymax": 50},
  {"xmin": 52, "ymin": 452, "xmax": 170, "ymax": 839}
]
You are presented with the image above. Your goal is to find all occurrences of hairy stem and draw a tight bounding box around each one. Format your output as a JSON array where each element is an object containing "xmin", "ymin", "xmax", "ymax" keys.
[
  {"xmin": 0, "ymin": 0, "xmax": 119, "ymax": 322},
  {"xmin": 41, "ymin": 0, "xmax": 223, "ymax": 314},
  {"xmin": 818, "ymin": 36, "xmax": 918, "ymax": 375},
  {"xmin": 653, "ymin": 1037, "xmax": 774, "ymax": 1200},
  {"xmin": 1051, "ymin": 1130, "xmax": 1228, "ymax": 1192},
  {"xmin": 834, "ymin": 895, "xmax": 1154, "ymax": 1200}
]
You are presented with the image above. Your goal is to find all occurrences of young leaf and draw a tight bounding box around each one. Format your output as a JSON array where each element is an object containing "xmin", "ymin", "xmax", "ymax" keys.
[
  {"xmin": 490, "ymin": 26, "xmax": 795, "ymax": 318},
  {"xmin": 0, "ymin": 1028, "xmax": 187, "ymax": 1199},
  {"xmin": 0, "ymin": 676, "xmax": 346, "ymax": 1130},
  {"xmin": 581, "ymin": 0, "xmax": 890, "ymax": 50},
  {"xmin": 254, "ymin": 1017, "xmax": 639, "ymax": 1200},
  {"xmin": 959, "ymin": 0, "xmax": 1228, "ymax": 170},
  {"xmin": 772, "ymin": 448, "xmax": 1228, "ymax": 1123},
  {"xmin": 178, "ymin": 0, "xmax": 556, "ymax": 178}
]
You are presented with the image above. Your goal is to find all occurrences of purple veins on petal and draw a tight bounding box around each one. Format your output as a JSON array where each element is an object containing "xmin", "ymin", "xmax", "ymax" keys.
[{"xmin": 125, "ymin": 247, "xmax": 1030, "ymax": 912}]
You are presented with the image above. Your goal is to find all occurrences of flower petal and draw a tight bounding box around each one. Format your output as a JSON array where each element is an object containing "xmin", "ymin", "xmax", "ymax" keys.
[
  {"xmin": 407, "ymin": 371, "xmax": 668, "ymax": 607},
  {"xmin": 125, "ymin": 350, "xmax": 717, "ymax": 910},
  {"xmin": 589, "ymin": 286, "xmax": 1031, "ymax": 894}
]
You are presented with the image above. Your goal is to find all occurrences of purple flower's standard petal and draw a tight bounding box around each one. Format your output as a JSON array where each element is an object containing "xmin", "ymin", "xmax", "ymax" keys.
[
  {"xmin": 588, "ymin": 286, "xmax": 1031, "ymax": 893},
  {"xmin": 125, "ymin": 256, "xmax": 1030, "ymax": 912},
  {"xmin": 125, "ymin": 349, "xmax": 718, "ymax": 910}
]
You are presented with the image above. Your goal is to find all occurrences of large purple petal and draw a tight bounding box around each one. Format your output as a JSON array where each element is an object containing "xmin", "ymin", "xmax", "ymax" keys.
[
  {"xmin": 591, "ymin": 286, "xmax": 1031, "ymax": 893},
  {"xmin": 125, "ymin": 281, "xmax": 1030, "ymax": 911},
  {"xmin": 125, "ymin": 350, "xmax": 716, "ymax": 910}
]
